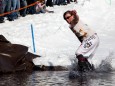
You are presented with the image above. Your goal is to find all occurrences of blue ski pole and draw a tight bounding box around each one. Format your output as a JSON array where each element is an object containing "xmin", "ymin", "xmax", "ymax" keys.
[{"xmin": 31, "ymin": 24, "xmax": 36, "ymax": 53}]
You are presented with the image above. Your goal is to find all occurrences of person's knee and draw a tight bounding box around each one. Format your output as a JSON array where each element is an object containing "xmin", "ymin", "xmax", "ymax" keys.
[{"xmin": 76, "ymin": 54, "xmax": 87, "ymax": 62}]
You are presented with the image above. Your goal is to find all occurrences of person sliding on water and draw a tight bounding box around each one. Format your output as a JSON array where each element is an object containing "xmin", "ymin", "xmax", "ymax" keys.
[{"xmin": 63, "ymin": 10, "xmax": 99, "ymax": 72}]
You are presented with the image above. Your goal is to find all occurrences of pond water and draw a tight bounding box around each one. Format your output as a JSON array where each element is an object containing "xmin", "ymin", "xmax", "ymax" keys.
[{"xmin": 0, "ymin": 71, "xmax": 115, "ymax": 86}]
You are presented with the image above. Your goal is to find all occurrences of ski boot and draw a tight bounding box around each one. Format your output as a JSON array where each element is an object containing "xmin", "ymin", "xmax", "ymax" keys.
[{"xmin": 77, "ymin": 54, "xmax": 94, "ymax": 72}]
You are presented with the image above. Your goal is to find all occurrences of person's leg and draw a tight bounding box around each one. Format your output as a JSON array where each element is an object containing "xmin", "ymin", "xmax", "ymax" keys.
[
  {"xmin": 5, "ymin": 0, "xmax": 11, "ymax": 12},
  {"xmin": 11, "ymin": 0, "xmax": 17, "ymax": 10},
  {"xmin": 5, "ymin": 0, "xmax": 12, "ymax": 21},
  {"xmin": 20, "ymin": 0, "xmax": 27, "ymax": 17},
  {"xmin": 0, "ymin": 0, "xmax": 5, "ymax": 23},
  {"xmin": 14, "ymin": 0, "xmax": 20, "ymax": 19},
  {"xmin": 40, "ymin": 7, "xmax": 46, "ymax": 13},
  {"xmin": 76, "ymin": 54, "xmax": 94, "ymax": 72},
  {"xmin": 8, "ymin": 0, "xmax": 17, "ymax": 21},
  {"xmin": 76, "ymin": 34, "xmax": 99, "ymax": 71},
  {"xmin": 23, "ymin": 0, "xmax": 27, "ymax": 16},
  {"xmin": 32, "ymin": 0, "xmax": 37, "ymax": 14},
  {"xmin": 10, "ymin": 0, "xmax": 19, "ymax": 20},
  {"xmin": 16, "ymin": 0, "xmax": 20, "ymax": 16}
]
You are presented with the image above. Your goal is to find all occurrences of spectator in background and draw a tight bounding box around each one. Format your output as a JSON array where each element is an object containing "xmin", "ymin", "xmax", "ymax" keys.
[
  {"xmin": 35, "ymin": 0, "xmax": 46, "ymax": 13},
  {"xmin": 46, "ymin": 0, "xmax": 53, "ymax": 7},
  {"xmin": 55, "ymin": 0, "xmax": 67, "ymax": 5},
  {"xmin": 26, "ymin": 0, "xmax": 37, "ymax": 14},
  {"xmin": 35, "ymin": 0, "xmax": 54, "ymax": 14},
  {"xmin": 0, "ymin": 0, "xmax": 12, "ymax": 23},
  {"xmin": 66, "ymin": 0, "xmax": 70, "ymax": 4},
  {"xmin": 0, "ymin": 0, "xmax": 5, "ymax": 23},
  {"xmin": 74, "ymin": 0, "xmax": 77, "ymax": 3},
  {"xmin": 10, "ymin": 0, "xmax": 20, "ymax": 21},
  {"xmin": 20, "ymin": 0, "xmax": 27, "ymax": 17}
]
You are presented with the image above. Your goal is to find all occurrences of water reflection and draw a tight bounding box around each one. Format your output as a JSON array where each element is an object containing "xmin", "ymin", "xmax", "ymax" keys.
[
  {"xmin": 0, "ymin": 72, "xmax": 30, "ymax": 86},
  {"xmin": 0, "ymin": 71, "xmax": 115, "ymax": 86}
]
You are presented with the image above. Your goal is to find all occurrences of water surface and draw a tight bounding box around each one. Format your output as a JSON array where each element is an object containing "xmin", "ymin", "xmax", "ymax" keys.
[{"xmin": 0, "ymin": 71, "xmax": 115, "ymax": 86}]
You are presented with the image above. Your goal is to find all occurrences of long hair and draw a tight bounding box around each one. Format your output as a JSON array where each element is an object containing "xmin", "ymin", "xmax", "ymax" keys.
[{"xmin": 63, "ymin": 10, "xmax": 79, "ymax": 26}]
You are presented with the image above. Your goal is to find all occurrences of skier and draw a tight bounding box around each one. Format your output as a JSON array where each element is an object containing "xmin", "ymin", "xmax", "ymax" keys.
[{"xmin": 63, "ymin": 10, "xmax": 99, "ymax": 71}]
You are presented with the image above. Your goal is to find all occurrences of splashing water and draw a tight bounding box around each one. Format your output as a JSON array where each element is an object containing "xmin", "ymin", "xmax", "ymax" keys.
[
  {"xmin": 96, "ymin": 52, "xmax": 114, "ymax": 72},
  {"xmin": 68, "ymin": 51, "xmax": 115, "ymax": 79}
]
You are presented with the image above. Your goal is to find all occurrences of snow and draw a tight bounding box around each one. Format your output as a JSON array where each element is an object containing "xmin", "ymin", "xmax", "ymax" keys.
[{"xmin": 1, "ymin": 0, "xmax": 115, "ymax": 68}]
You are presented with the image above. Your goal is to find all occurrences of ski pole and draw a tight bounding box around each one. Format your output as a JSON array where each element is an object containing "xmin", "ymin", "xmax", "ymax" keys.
[{"xmin": 31, "ymin": 24, "xmax": 36, "ymax": 53}]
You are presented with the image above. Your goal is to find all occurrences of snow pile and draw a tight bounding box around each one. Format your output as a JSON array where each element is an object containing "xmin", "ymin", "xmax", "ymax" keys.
[{"xmin": 1, "ymin": 0, "xmax": 115, "ymax": 68}]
